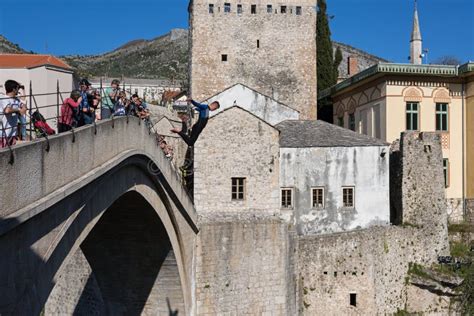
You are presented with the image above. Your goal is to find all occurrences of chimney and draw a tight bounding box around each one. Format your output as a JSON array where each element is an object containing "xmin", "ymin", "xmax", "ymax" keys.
[{"xmin": 348, "ymin": 56, "xmax": 359, "ymax": 76}]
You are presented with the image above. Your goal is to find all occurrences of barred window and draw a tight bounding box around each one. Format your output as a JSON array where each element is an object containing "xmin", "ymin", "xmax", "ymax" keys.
[
  {"xmin": 312, "ymin": 188, "xmax": 324, "ymax": 208},
  {"xmin": 281, "ymin": 5, "xmax": 287, "ymax": 13},
  {"xmin": 209, "ymin": 4, "xmax": 214, "ymax": 14},
  {"xmin": 237, "ymin": 4, "xmax": 243, "ymax": 14},
  {"xmin": 281, "ymin": 188, "xmax": 293, "ymax": 208},
  {"xmin": 232, "ymin": 178, "xmax": 245, "ymax": 200},
  {"xmin": 296, "ymin": 6, "xmax": 302, "ymax": 15},
  {"xmin": 267, "ymin": 4, "xmax": 272, "ymax": 13},
  {"xmin": 224, "ymin": 3, "xmax": 231, "ymax": 13},
  {"xmin": 342, "ymin": 187, "xmax": 354, "ymax": 208}
]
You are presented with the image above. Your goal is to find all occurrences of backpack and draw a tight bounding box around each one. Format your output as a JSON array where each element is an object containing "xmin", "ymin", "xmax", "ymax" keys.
[{"xmin": 32, "ymin": 111, "xmax": 55, "ymax": 138}]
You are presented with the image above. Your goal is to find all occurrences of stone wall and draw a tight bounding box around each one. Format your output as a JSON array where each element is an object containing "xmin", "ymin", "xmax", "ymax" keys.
[
  {"xmin": 297, "ymin": 226, "xmax": 450, "ymax": 315},
  {"xmin": 190, "ymin": 0, "xmax": 317, "ymax": 119},
  {"xmin": 194, "ymin": 213, "xmax": 296, "ymax": 315},
  {"xmin": 194, "ymin": 106, "xmax": 280, "ymax": 214}
]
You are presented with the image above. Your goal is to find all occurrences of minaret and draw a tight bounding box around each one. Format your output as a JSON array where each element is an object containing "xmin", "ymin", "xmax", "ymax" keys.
[{"xmin": 410, "ymin": 0, "xmax": 423, "ymax": 64}]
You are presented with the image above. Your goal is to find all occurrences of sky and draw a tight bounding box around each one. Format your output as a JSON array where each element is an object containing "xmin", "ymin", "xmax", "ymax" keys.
[{"xmin": 0, "ymin": 0, "xmax": 473, "ymax": 63}]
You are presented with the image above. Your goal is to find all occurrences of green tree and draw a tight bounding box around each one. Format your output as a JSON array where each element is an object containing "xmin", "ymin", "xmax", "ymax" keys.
[{"xmin": 317, "ymin": 0, "xmax": 339, "ymax": 93}]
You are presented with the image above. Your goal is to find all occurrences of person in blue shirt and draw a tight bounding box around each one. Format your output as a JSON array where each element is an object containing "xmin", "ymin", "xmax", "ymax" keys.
[
  {"xmin": 171, "ymin": 98, "xmax": 220, "ymax": 146},
  {"xmin": 77, "ymin": 79, "xmax": 95, "ymax": 126}
]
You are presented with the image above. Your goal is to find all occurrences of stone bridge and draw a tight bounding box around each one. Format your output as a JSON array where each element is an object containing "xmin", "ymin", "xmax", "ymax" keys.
[{"xmin": 0, "ymin": 117, "xmax": 198, "ymax": 315}]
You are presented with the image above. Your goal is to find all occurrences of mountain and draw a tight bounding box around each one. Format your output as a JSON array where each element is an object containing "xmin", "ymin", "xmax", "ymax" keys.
[
  {"xmin": 61, "ymin": 29, "xmax": 189, "ymax": 82},
  {"xmin": 1, "ymin": 30, "xmax": 388, "ymax": 85},
  {"xmin": 0, "ymin": 35, "xmax": 30, "ymax": 54}
]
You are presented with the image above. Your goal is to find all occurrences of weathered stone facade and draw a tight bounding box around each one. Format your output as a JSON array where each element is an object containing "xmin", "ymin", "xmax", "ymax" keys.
[
  {"xmin": 194, "ymin": 213, "xmax": 297, "ymax": 315},
  {"xmin": 280, "ymin": 146, "xmax": 390, "ymax": 235},
  {"xmin": 189, "ymin": 0, "xmax": 317, "ymax": 119},
  {"xmin": 194, "ymin": 106, "xmax": 280, "ymax": 213}
]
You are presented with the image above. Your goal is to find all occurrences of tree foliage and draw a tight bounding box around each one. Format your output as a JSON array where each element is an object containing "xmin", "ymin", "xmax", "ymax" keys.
[
  {"xmin": 317, "ymin": 0, "xmax": 339, "ymax": 94},
  {"xmin": 432, "ymin": 55, "xmax": 462, "ymax": 66}
]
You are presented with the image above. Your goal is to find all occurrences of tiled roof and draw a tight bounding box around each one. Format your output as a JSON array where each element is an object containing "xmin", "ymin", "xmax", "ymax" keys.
[
  {"xmin": 0, "ymin": 54, "xmax": 72, "ymax": 70},
  {"xmin": 276, "ymin": 120, "xmax": 388, "ymax": 148}
]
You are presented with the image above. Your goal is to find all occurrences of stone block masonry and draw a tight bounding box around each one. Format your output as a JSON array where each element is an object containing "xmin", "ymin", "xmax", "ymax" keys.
[
  {"xmin": 194, "ymin": 213, "xmax": 297, "ymax": 315},
  {"xmin": 189, "ymin": 0, "xmax": 317, "ymax": 119}
]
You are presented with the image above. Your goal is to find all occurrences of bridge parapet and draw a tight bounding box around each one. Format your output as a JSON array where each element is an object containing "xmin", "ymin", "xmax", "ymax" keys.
[{"xmin": 0, "ymin": 116, "xmax": 197, "ymax": 234}]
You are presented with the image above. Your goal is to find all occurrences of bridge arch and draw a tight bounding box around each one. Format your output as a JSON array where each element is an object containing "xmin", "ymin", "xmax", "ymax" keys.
[{"xmin": 0, "ymin": 117, "xmax": 197, "ymax": 315}]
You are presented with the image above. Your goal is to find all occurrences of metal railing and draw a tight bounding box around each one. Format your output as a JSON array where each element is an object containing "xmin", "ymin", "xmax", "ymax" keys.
[{"xmin": 0, "ymin": 79, "xmax": 193, "ymax": 197}]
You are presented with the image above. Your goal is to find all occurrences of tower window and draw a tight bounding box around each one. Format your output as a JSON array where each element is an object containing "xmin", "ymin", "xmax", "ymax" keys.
[
  {"xmin": 251, "ymin": 4, "xmax": 257, "ymax": 14},
  {"xmin": 221, "ymin": 54, "xmax": 228, "ymax": 62},
  {"xmin": 237, "ymin": 4, "xmax": 243, "ymax": 14},
  {"xmin": 224, "ymin": 3, "xmax": 231, "ymax": 13},
  {"xmin": 257, "ymin": 40, "xmax": 260, "ymax": 48},
  {"xmin": 296, "ymin": 6, "xmax": 302, "ymax": 15},
  {"xmin": 350, "ymin": 293, "xmax": 357, "ymax": 307},
  {"xmin": 209, "ymin": 4, "xmax": 214, "ymax": 14},
  {"xmin": 267, "ymin": 4, "xmax": 272, "ymax": 13},
  {"xmin": 281, "ymin": 6, "xmax": 287, "ymax": 13}
]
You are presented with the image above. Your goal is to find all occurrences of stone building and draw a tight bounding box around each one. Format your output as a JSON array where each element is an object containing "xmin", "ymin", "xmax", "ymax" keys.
[
  {"xmin": 188, "ymin": 0, "xmax": 317, "ymax": 119},
  {"xmin": 194, "ymin": 106, "xmax": 281, "ymax": 214},
  {"xmin": 277, "ymin": 120, "xmax": 390, "ymax": 235}
]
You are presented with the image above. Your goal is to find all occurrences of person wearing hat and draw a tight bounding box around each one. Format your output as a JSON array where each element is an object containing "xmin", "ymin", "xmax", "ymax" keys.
[{"xmin": 78, "ymin": 79, "xmax": 95, "ymax": 126}]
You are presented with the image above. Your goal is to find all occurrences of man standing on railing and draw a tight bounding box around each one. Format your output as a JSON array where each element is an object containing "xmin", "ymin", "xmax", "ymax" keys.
[{"xmin": 0, "ymin": 80, "xmax": 27, "ymax": 148}]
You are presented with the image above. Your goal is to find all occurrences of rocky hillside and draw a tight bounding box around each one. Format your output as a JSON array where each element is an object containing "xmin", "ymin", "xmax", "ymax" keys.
[
  {"xmin": 0, "ymin": 35, "xmax": 30, "ymax": 54},
  {"xmin": 62, "ymin": 29, "xmax": 189, "ymax": 81},
  {"xmin": 1, "ymin": 31, "xmax": 387, "ymax": 83}
]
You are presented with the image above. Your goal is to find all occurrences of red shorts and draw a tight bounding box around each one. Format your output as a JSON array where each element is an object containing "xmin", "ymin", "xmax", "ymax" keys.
[{"xmin": 0, "ymin": 137, "xmax": 17, "ymax": 148}]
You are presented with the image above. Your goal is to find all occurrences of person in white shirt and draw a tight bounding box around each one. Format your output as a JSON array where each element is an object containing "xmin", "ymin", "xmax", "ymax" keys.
[{"xmin": 0, "ymin": 80, "xmax": 27, "ymax": 148}]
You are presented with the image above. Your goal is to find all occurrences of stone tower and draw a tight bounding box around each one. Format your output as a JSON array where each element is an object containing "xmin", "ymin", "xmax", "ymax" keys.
[
  {"xmin": 188, "ymin": 0, "xmax": 317, "ymax": 119},
  {"xmin": 410, "ymin": 0, "xmax": 422, "ymax": 65}
]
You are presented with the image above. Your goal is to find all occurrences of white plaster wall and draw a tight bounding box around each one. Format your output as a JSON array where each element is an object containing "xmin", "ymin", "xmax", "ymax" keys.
[
  {"xmin": 205, "ymin": 84, "xmax": 299, "ymax": 125},
  {"xmin": 280, "ymin": 146, "xmax": 390, "ymax": 234}
]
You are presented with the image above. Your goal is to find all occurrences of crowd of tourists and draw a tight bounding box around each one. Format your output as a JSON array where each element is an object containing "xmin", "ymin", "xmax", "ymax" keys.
[{"xmin": 0, "ymin": 79, "xmax": 172, "ymax": 160}]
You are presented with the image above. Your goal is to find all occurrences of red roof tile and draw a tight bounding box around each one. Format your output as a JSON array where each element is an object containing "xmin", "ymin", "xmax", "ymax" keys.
[{"xmin": 0, "ymin": 54, "xmax": 72, "ymax": 70}]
